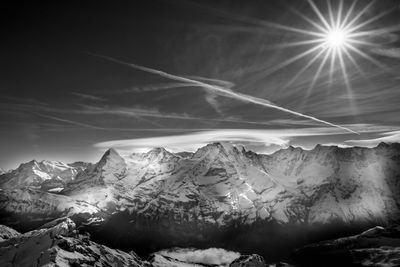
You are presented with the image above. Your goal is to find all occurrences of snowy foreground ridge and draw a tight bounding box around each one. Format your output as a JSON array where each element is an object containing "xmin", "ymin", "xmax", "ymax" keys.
[
  {"xmin": 0, "ymin": 218, "xmax": 277, "ymax": 266},
  {"xmin": 0, "ymin": 218, "xmax": 150, "ymax": 266},
  {"xmin": 1, "ymin": 142, "xmax": 400, "ymax": 265},
  {"xmin": 2, "ymin": 218, "xmax": 400, "ymax": 266}
]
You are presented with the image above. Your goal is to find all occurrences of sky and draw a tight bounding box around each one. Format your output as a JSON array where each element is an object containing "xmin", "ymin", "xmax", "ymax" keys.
[{"xmin": 2, "ymin": 0, "xmax": 400, "ymax": 169}]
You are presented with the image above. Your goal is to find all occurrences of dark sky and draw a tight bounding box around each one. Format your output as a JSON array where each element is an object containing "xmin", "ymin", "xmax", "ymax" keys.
[{"xmin": 2, "ymin": 0, "xmax": 400, "ymax": 169}]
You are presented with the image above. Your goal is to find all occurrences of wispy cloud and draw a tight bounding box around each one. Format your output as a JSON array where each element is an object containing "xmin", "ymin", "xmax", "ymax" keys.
[
  {"xmin": 78, "ymin": 104, "xmax": 197, "ymax": 121},
  {"xmin": 71, "ymin": 92, "xmax": 107, "ymax": 102},
  {"xmin": 1, "ymin": 96, "xmax": 49, "ymax": 106},
  {"xmin": 94, "ymin": 125, "xmax": 394, "ymax": 153},
  {"xmin": 2, "ymin": 100, "xmax": 327, "ymax": 129},
  {"xmin": 185, "ymin": 75, "xmax": 235, "ymax": 88},
  {"xmin": 87, "ymin": 53, "xmax": 358, "ymax": 134},
  {"xmin": 31, "ymin": 112, "xmax": 168, "ymax": 132},
  {"xmin": 76, "ymin": 104, "xmax": 313, "ymax": 127},
  {"xmin": 345, "ymin": 130, "xmax": 400, "ymax": 147},
  {"xmin": 371, "ymin": 47, "xmax": 400, "ymax": 59},
  {"xmin": 156, "ymin": 248, "xmax": 240, "ymax": 266},
  {"xmin": 94, "ymin": 129, "xmax": 289, "ymax": 153},
  {"xmin": 112, "ymin": 82, "xmax": 196, "ymax": 94},
  {"xmin": 32, "ymin": 112, "xmax": 106, "ymax": 130},
  {"xmin": 266, "ymin": 119, "xmax": 322, "ymax": 126},
  {"xmin": 204, "ymin": 92, "xmax": 224, "ymax": 114}
]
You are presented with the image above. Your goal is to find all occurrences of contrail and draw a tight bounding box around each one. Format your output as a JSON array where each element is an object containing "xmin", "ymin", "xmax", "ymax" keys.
[
  {"xmin": 88, "ymin": 53, "xmax": 358, "ymax": 134},
  {"xmin": 33, "ymin": 112, "xmax": 104, "ymax": 129}
]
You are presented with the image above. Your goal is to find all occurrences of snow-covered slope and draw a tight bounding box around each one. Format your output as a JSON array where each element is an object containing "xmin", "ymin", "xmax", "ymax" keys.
[
  {"xmin": 57, "ymin": 142, "xmax": 400, "ymax": 226},
  {"xmin": 260, "ymin": 143, "xmax": 400, "ymax": 224},
  {"xmin": 1, "ymin": 142, "xmax": 400, "ymax": 260},
  {"xmin": 0, "ymin": 218, "xmax": 150, "ymax": 267},
  {"xmin": 0, "ymin": 160, "xmax": 90, "ymax": 191},
  {"xmin": 2, "ymin": 142, "xmax": 400, "ymax": 225},
  {"xmin": 60, "ymin": 143, "xmax": 286, "ymax": 225}
]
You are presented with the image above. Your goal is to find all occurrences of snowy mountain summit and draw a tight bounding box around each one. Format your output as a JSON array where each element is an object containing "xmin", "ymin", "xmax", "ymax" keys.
[{"xmin": 1, "ymin": 142, "xmax": 400, "ymax": 260}]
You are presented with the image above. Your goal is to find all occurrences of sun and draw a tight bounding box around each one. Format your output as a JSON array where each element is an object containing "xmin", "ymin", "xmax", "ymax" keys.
[
  {"xmin": 324, "ymin": 28, "xmax": 349, "ymax": 49},
  {"xmin": 259, "ymin": 0, "xmax": 393, "ymax": 112}
]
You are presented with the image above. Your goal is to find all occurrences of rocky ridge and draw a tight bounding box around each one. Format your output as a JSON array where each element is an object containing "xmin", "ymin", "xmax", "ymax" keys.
[
  {"xmin": 1, "ymin": 142, "xmax": 400, "ymax": 261},
  {"xmin": 0, "ymin": 218, "xmax": 151, "ymax": 267},
  {"xmin": 293, "ymin": 224, "xmax": 400, "ymax": 266}
]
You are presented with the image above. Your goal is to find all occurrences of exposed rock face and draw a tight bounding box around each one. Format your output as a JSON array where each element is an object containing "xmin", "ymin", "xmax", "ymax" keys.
[
  {"xmin": 0, "ymin": 218, "xmax": 150, "ymax": 267},
  {"xmin": 351, "ymin": 247, "xmax": 400, "ymax": 267},
  {"xmin": 0, "ymin": 225, "xmax": 20, "ymax": 241},
  {"xmin": 229, "ymin": 254, "xmax": 266, "ymax": 267},
  {"xmin": 1, "ymin": 142, "xmax": 400, "ymax": 261},
  {"xmin": 150, "ymin": 254, "xmax": 215, "ymax": 267},
  {"xmin": 293, "ymin": 225, "xmax": 400, "ymax": 266},
  {"xmin": 0, "ymin": 187, "xmax": 100, "ymax": 231},
  {"xmin": 0, "ymin": 160, "xmax": 90, "ymax": 191},
  {"xmin": 67, "ymin": 142, "xmax": 400, "ymax": 226}
]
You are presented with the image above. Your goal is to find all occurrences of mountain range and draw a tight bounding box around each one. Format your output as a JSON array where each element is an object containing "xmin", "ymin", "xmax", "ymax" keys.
[{"xmin": 1, "ymin": 142, "xmax": 400, "ymax": 263}]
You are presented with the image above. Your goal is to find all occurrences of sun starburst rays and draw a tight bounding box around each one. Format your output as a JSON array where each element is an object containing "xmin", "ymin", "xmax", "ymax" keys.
[{"xmin": 257, "ymin": 0, "xmax": 394, "ymax": 116}]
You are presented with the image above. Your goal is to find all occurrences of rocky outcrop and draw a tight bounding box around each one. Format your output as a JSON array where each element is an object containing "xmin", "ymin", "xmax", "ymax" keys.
[
  {"xmin": 293, "ymin": 224, "xmax": 400, "ymax": 266},
  {"xmin": 0, "ymin": 160, "xmax": 89, "ymax": 191},
  {"xmin": 229, "ymin": 254, "xmax": 266, "ymax": 267},
  {"xmin": 228, "ymin": 254, "xmax": 291, "ymax": 267},
  {"xmin": 0, "ymin": 218, "xmax": 151, "ymax": 267},
  {"xmin": 150, "ymin": 254, "xmax": 216, "ymax": 267},
  {"xmin": 0, "ymin": 225, "xmax": 20, "ymax": 242}
]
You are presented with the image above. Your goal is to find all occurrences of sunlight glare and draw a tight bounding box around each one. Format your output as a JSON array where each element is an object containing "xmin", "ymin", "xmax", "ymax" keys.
[{"xmin": 325, "ymin": 28, "xmax": 348, "ymax": 49}]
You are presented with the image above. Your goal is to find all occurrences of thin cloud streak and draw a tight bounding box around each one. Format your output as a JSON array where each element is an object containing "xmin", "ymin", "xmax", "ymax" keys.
[
  {"xmin": 88, "ymin": 53, "xmax": 358, "ymax": 134},
  {"xmin": 371, "ymin": 47, "xmax": 400, "ymax": 59},
  {"xmin": 3, "ymin": 101, "xmax": 329, "ymax": 128},
  {"xmin": 94, "ymin": 129, "xmax": 291, "ymax": 153},
  {"xmin": 113, "ymin": 82, "xmax": 197, "ymax": 94},
  {"xmin": 71, "ymin": 92, "xmax": 107, "ymax": 102},
  {"xmin": 33, "ymin": 112, "xmax": 105, "ymax": 130},
  {"xmin": 345, "ymin": 130, "xmax": 400, "ymax": 147},
  {"xmin": 76, "ymin": 104, "xmax": 318, "ymax": 127},
  {"xmin": 32, "ymin": 112, "xmax": 164, "ymax": 131},
  {"xmin": 94, "ymin": 125, "xmax": 394, "ymax": 153},
  {"xmin": 185, "ymin": 76, "xmax": 235, "ymax": 88}
]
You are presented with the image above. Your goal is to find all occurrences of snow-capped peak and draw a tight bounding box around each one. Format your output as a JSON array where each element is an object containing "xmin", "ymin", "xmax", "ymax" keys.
[
  {"xmin": 88, "ymin": 148, "xmax": 127, "ymax": 183},
  {"xmin": 193, "ymin": 142, "xmax": 239, "ymax": 159},
  {"xmin": 143, "ymin": 147, "xmax": 177, "ymax": 162},
  {"xmin": 0, "ymin": 158, "xmax": 89, "ymax": 190},
  {"xmin": 98, "ymin": 148, "xmax": 123, "ymax": 163}
]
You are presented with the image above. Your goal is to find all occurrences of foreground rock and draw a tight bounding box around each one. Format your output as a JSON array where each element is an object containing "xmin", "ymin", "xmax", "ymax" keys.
[
  {"xmin": 0, "ymin": 225, "xmax": 20, "ymax": 241},
  {"xmin": 0, "ymin": 218, "xmax": 150, "ymax": 267},
  {"xmin": 293, "ymin": 225, "xmax": 400, "ymax": 266},
  {"xmin": 150, "ymin": 254, "xmax": 215, "ymax": 267},
  {"xmin": 229, "ymin": 254, "xmax": 267, "ymax": 267}
]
